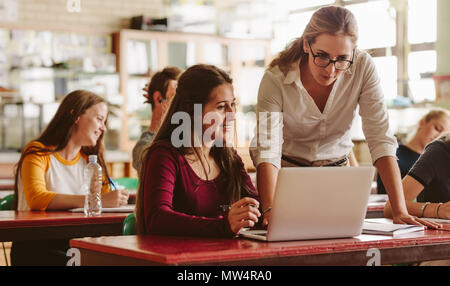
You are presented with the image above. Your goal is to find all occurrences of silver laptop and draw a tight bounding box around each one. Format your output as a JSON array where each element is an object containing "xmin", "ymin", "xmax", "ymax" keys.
[{"xmin": 240, "ymin": 166, "xmax": 375, "ymax": 242}]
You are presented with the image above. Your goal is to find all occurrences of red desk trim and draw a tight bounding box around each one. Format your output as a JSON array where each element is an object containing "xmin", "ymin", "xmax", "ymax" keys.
[
  {"xmin": 0, "ymin": 211, "xmax": 128, "ymax": 229},
  {"xmin": 367, "ymin": 204, "xmax": 385, "ymax": 212},
  {"xmin": 71, "ymin": 230, "xmax": 450, "ymax": 265}
]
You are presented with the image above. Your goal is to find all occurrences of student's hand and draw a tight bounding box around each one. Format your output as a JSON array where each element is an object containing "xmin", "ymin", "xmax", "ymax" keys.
[
  {"xmin": 227, "ymin": 197, "xmax": 261, "ymax": 234},
  {"xmin": 102, "ymin": 189, "xmax": 129, "ymax": 208},
  {"xmin": 393, "ymin": 213, "xmax": 442, "ymax": 229}
]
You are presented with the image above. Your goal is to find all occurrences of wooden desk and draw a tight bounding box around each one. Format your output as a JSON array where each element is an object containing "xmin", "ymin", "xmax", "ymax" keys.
[
  {"xmin": 0, "ymin": 211, "xmax": 128, "ymax": 242},
  {"xmin": 366, "ymin": 203, "xmax": 385, "ymax": 218},
  {"xmin": 70, "ymin": 230, "xmax": 450, "ymax": 266}
]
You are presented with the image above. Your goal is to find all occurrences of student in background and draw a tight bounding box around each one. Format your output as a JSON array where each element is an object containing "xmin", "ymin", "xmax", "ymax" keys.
[
  {"xmin": 377, "ymin": 109, "xmax": 450, "ymax": 194},
  {"xmin": 132, "ymin": 67, "xmax": 182, "ymax": 172},
  {"xmin": 385, "ymin": 132, "xmax": 449, "ymax": 266},
  {"xmin": 249, "ymin": 5, "xmax": 436, "ymax": 228},
  {"xmin": 385, "ymin": 132, "xmax": 450, "ymax": 266},
  {"xmin": 12, "ymin": 90, "xmax": 129, "ymax": 266},
  {"xmin": 385, "ymin": 132, "xmax": 450, "ymax": 219},
  {"xmin": 135, "ymin": 64, "xmax": 260, "ymax": 237}
]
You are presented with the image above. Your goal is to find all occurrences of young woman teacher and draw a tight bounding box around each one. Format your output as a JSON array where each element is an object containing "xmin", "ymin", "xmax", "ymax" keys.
[{"xmin": 249, "ymin": 6, "xmax": 440, "ymax": 228}]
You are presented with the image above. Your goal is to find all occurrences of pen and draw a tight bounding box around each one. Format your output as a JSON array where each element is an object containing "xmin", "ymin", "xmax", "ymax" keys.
[{"xmin": 108, "ymin": 177, "xmax": 118, "ymax": 191}]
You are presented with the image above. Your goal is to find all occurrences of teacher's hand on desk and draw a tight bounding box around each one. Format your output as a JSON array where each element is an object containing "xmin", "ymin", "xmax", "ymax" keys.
[
  {"xmin": 393, "ymin": 212, "xmax": 442, "ymax": 229},
  {"xmin": 102, "ymin": 189, "xmax": 129, "ymax": 207},
  {"xmin": 385, "ymin": 200, "xmax": 443, "ymax": 229},
  {"xmin": 228, "ymin": 197, "xmax": 261, "ymax": 234}
]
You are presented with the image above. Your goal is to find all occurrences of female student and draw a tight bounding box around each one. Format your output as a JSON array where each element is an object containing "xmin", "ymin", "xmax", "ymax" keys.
[
  {"xmin": 135, "ymin": 64, "xmax": 260, "ymax": 237},
  {"xmin": 132, "ymin": 66, "xmax": 182, "ymax": 172},
  {"xmin": 249, "ymin": 5, "xmax": 435, "ymax": 227},
  {"xmin": 377, "ymin": 109, "xmax": 450, "ymax": 194},
  {"xmin": 384, "ymin": 132, "xmax": 450, "ymax": 219},
  {"xmin": 12, "ymin": 90, "xmax": 129, "ymax": 265}
]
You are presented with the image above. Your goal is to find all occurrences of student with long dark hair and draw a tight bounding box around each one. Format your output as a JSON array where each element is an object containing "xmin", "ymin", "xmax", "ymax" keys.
[
  {"xmin": 135, "ymin": 64, "xmax": 260, "ymax": 237},
  {"xmin": 12, "ymin": 90, "xmax": 129, "ymax": 265}
]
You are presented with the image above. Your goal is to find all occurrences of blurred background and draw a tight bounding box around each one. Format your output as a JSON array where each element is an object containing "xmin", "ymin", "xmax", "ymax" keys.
[{"xmin": 0, "ymin": 0, "xmax": 449, "ymax": 178}]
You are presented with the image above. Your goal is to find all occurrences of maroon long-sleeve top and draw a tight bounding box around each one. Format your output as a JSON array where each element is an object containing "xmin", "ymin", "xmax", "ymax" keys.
[{"xmin": 142, "ymin": 141, "xmax": 258, "ymax": 237}]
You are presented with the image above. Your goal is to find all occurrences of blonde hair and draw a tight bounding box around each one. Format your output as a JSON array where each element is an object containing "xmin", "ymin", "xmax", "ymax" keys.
[
  {"xmin": 270, "ymin": 6, "xmax": 358, "ymax": 73},
  {"xmin": 404, "ymin": 108, "xmax": 450, "ymax": 143},
  {"xmin": 421, "ymin": 108, "xmax": 449, "ymax": 124}
]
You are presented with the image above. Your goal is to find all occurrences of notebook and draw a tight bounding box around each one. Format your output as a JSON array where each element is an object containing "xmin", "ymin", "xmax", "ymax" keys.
[
  {"xmin": 365, "ymin": 217, "xmax": 450, "ymax": 233},
  {"xmin": 362, "ymin": 221, "xmax": 425, "ymax": 236},
  {"xmin": 69, "ymin": 204, "xmax": 135, "ymax": 213},
  {"xmin": 240, "ymin": 166, "xmax": 375, "ymax": 242}
]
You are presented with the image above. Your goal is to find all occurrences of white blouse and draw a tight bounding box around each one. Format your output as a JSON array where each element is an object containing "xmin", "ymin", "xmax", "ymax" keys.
[{"xmin": 249, "ymin": 50, "xmax": 398, "ymax": 169}]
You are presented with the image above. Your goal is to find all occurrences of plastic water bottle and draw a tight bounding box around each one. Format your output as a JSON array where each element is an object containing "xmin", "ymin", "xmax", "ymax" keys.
[{"xmin": 84, "ymin": 155, "xmax": 102, "ymax": 217}]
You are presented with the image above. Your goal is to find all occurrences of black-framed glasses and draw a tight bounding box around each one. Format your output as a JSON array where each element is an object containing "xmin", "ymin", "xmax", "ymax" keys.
[{"xmin": 307, "ymin": 41, "xmax": 355, "ymax": 71}]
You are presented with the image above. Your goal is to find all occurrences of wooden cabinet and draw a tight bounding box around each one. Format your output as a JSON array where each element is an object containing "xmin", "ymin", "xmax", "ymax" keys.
[{"xmin": 112, "ymin": 29, "xmax": 271, "ymax": 162}]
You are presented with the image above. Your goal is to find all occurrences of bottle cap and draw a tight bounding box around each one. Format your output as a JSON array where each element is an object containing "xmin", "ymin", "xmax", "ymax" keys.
[{"xmin": 88, "ymin": 155, "xmax": 98, "ymax": 163}]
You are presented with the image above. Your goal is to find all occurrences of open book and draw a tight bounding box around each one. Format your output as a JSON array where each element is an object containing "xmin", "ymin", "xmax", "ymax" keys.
[
  {"xmin": 69, "ymin": 204, "xmax": 135, "ymax": 213},
  {"xmin": 362, "ymin": 218, "xmax": 425, "ymax": 236}
]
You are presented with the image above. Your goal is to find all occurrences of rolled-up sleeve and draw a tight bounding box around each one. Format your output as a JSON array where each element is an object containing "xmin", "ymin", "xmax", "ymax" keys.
[
  {"xmin": 249, "ymin": 71, "xmax": 284, "ymax": 169},
  {"xmin": 358, "ymin": 55, "xmax": 398, "ymax": 164}
]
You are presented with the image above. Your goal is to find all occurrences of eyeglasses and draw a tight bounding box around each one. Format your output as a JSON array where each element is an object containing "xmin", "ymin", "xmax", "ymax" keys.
[{"xmin": 307, "ymin": 41, "xmax": 355, "ymax": 71}]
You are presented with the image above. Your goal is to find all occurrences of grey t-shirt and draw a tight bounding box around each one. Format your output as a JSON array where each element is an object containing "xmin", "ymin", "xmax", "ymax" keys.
[
  {"xmin": 132, "ymin": 131, "xmax": 155, "ymax": 172},
  {"xmin": 409, "ymin": 138, "xmax": 450, "ymax": 203}
]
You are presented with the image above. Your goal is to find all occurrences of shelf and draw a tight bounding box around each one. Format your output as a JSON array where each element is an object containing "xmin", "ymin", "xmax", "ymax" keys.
[{"xmin": 113, "ymin": 29, "xmax": 271, "ymax": 152}]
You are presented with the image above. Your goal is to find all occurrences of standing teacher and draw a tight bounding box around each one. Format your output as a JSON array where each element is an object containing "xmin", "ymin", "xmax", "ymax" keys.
[{"xmin": 250, "ymin": 6, "xmax": 437, "ymax": 227}]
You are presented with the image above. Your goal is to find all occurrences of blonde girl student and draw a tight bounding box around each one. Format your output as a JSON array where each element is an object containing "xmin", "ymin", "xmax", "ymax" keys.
[
  {"xmin": 12, "ymin": 90, "xmax": 129, "ymax": 265},
  {"xmin": 135, "ymin": 64, "xmax": 260, "ymax": 237},
  {"xmin": 385, "ymin": 132, "xmax": 450, "ymax": 219},
  {"xmin": 384, "ymin": 132, "xmax": 450, "ymax": 265},
  {"xmin": 377, "ymin": 109, "xmax": 450, "ymax": 194},
  {"xmin": 249, "ymin": 5, "xmax": 439, "ymax": 228}
]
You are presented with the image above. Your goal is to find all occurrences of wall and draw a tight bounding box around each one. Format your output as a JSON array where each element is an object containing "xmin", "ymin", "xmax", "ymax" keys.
[{"xmin": 0, "ymin": 0, "xmax": 164, "ymax": 33}]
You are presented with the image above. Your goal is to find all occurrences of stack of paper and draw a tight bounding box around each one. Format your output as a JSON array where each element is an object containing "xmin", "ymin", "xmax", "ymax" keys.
[{"xmin": 362, "ymin": 218, "xmax": 425, "ymax": 236}]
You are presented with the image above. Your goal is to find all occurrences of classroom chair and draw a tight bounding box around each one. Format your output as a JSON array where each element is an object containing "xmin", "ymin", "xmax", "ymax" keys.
[
  {"xmin": 0, "ymin": 194, "xmax": 14, "ymax": 211},
  {"xmin": 0, "ymin": 194, "xmax": 13, "ymax": 266},
  {"xmin": 114, "ymin": 178, "xmax": 139, "ymax": 190},
  {"xmin": 122, "ymin": 212, "xmax": 136, "ymax": 235}
]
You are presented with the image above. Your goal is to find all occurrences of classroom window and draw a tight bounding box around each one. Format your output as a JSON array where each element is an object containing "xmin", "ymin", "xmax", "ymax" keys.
[
  {"xmin": 408, "ymin": 50, "xmax": 437, "ymax": 102},
  {"xmin": 408, "ymin": 0, "xmax": 437, "ymax": 44},
  {"xmin": 283, "ymin": 0, "xmax": 335, "ymax": 10},
  {"xmin": 270, "ymin": 10, "xmax": 314, "ymax": 55},
  {"xmin": 373, "ymin": 56, "xmax": 398, "ymax": 100},
  {"xmin": 346, "ymin": 0, "xmax": 396, "ymax": 49}
]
